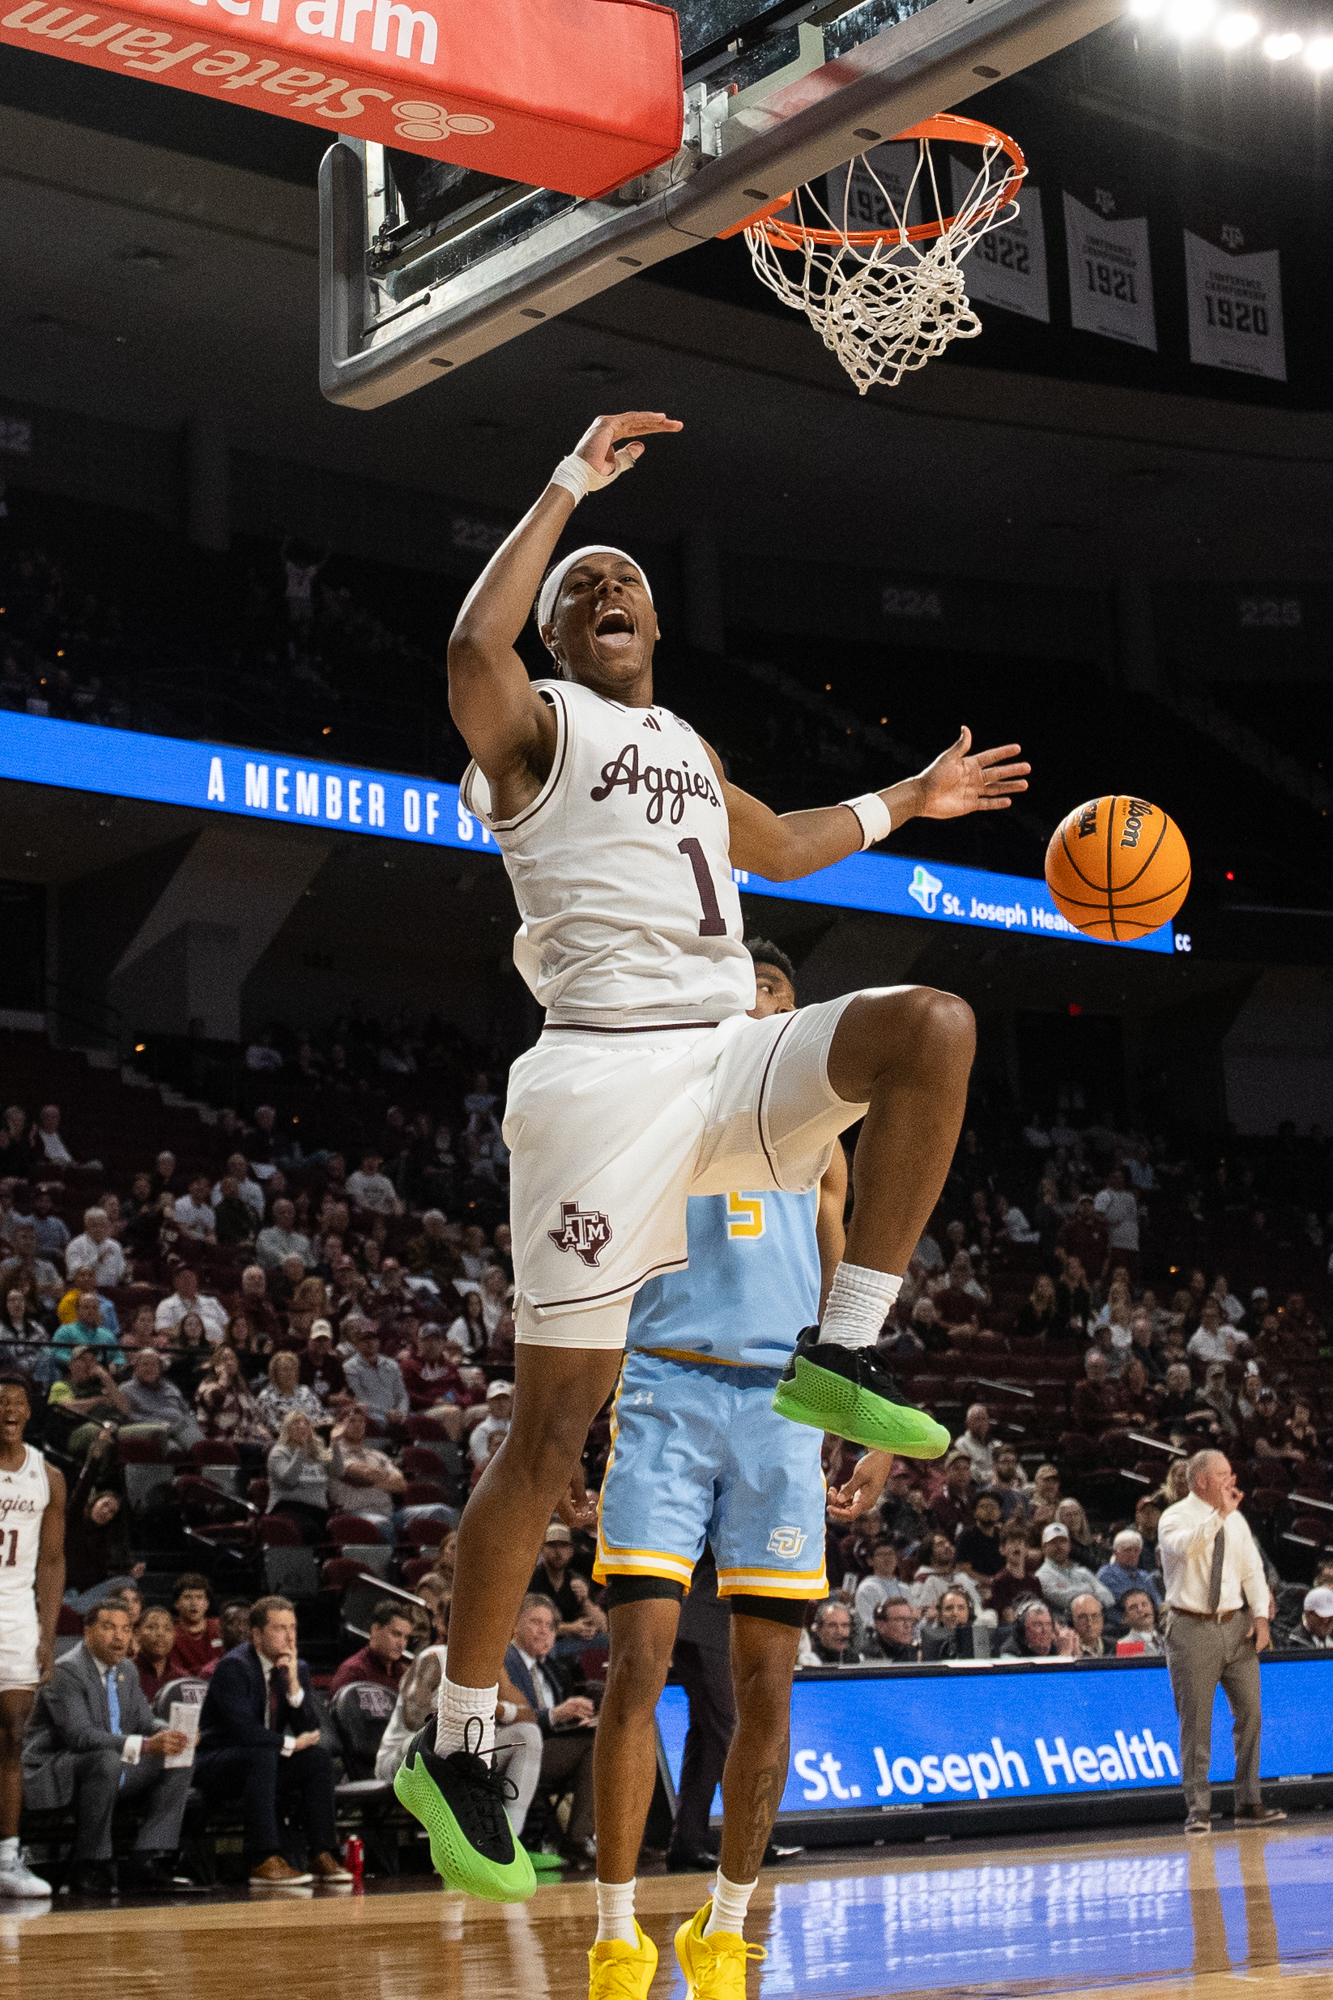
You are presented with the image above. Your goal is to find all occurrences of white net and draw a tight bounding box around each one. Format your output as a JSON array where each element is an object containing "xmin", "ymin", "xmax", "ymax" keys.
[{"xmin": 744, "ymin": 123, "xmax": 1026, "ymax": 396}]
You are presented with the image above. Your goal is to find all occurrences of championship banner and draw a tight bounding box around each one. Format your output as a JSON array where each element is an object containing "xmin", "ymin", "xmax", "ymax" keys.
[
  {"xmin": 1184, "ymin": 221, "xmax": 1286, "ymax": 382},
  {"xmin": 0, "ymin": 0, "xmax": 683, "ymax": 198},
  {"xmin": 1063, "ymin": 188, "xmax": 1157, "ymax": 351},
  {"xmin": 836, "ymin": 143, "xmax": 927, "ymax": 232},
  {"xmin": 951, "ymin": 158, "xmax": 1048, "ymax": 321}
]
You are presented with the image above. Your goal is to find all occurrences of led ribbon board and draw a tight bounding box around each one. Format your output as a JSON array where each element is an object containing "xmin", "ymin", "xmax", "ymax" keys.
[
  {"xmin": 0, "ymin": 711, "xmax": 1173, "ymax": 952},
  {"xmin": 0, "ymin": 0, "xmax": 683, "ymax": 198},
  {"xmin": 657, "ymin": 1654, "xmax": 1333, "ymax": 1821}
]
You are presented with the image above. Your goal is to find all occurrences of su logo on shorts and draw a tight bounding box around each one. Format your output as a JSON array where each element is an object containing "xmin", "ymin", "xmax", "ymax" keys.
[
  {"xmin": 547, "ymin": 1200, "xmax": 613, "ymax": 1267},
  {"xmin": 766, "ymin": 1525, "xmax": 809, "ymax": 1559}
]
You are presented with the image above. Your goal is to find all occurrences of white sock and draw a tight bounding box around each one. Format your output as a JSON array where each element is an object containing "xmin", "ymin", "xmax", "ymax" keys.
[
  {"xmin": 436, "ymin": 1676, "xmax": 498, "ymax": 1760},
  {"xmin": 817, "ymin": 1261, "xmax": 902, "ymax": 1348},
  {"xmin": 595, "ymin": 1878, "xmax": 638, "ymax": 1946},
  {"xmin": 0, "ymin": 1837, "xmax": 17, "ymax": 1869},
  {"xmin": 705, "ymin": 1869, "xmax": 757, "ymax": 1938}
]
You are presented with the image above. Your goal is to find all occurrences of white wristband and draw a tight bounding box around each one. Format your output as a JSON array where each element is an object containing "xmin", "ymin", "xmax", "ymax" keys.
[
  {"xmin": 549, "ymin": 449, "xmax": 637, "ymax": 504},
  {"xmin": 843, "ymin": 792, "xmax": 893, "ymax": 850}
]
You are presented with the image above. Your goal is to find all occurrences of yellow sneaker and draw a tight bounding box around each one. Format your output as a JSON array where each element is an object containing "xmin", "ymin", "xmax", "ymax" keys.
[
  {"xmin": 587, "ymin": 1921, "xmax": 658, "ymax": 2000},
  {"xmin": 674, "ymin": 1901, "xmax": 767, "ymax": 2000}
]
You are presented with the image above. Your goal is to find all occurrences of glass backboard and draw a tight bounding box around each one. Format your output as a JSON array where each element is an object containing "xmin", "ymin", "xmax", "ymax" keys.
[{"xmin": 320, "ymin": 0, "xmax": 1126, "ymax": 408}]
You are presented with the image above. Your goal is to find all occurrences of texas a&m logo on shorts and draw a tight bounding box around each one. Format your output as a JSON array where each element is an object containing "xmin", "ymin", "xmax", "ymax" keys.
[{"xmin": 547, "ymin": 1201, "xmax": 613, "ymax": 1267}]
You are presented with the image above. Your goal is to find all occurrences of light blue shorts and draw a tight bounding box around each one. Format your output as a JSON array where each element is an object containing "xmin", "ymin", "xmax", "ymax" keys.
[{"xmin": 594, "ymin": 1348, "xmax": 828, "ymax": 1601}]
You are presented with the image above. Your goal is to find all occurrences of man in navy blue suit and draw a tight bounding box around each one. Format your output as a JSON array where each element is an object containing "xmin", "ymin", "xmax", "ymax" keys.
[
  {"xmin": 504, "ymin": 1592, "xmax": 597, "ymax": 1864},
  {"xmin": 195, "ymin": 1594, "xmax": 350, "ymax": 1887}
]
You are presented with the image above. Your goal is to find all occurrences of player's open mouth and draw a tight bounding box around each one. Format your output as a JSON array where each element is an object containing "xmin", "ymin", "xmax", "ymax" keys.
[{"xmin": 594, "ymin": 606, "xmax": 636, "ymax": 649}]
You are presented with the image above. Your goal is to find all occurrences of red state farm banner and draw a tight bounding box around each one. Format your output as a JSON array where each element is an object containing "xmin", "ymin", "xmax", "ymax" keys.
[{"xmin": 0, "ymin": 0, "xmax": 682, "ymax": 198}]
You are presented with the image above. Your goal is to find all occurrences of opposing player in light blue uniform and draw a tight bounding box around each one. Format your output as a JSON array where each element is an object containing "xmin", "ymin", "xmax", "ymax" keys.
[{"xmin": 586, "ymin": 940, "xmax": 847, "ymax": 2000}]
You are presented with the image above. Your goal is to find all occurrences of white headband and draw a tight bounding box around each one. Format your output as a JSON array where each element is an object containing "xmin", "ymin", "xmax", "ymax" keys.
[{"xmin": 536, "ymin": 545, "xmax": 652, "ymax": 649}]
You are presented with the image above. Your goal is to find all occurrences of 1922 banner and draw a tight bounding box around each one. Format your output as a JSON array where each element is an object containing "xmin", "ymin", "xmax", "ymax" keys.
[{"xmin": 953, "ymin": 158, "xmax": 1049, "ymax": 322}]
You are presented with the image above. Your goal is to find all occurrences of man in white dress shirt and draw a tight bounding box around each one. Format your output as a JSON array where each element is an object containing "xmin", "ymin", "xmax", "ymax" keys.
[
  {"xmin": 1159, "ymin": 1449, "xmax": 1283, "ymax": 1834},
  {"xmin": 62, "ymin": 1209, "xmax": 126, "ymax": 1289}
]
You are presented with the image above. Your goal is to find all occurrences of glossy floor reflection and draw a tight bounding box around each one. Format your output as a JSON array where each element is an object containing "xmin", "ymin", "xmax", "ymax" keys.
[{"xmin": 5, "ymin": 1824, "xmax": 1333, "ymax": 2000}]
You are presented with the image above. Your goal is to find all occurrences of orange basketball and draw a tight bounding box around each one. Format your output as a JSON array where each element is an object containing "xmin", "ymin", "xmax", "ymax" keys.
[{"xmin": 1044, "ymin": 796, "xmax": 1191, "ymax": 943}]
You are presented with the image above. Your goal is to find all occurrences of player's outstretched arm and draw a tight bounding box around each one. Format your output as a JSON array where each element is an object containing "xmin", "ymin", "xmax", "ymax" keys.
[
  {"xmin": 448, "ymin": 411, "xmax": 682, "ymax": 799},
  {"xmin": 707, "ymin": 726, "xmax": 1029, "ymax": 881},
  {"xmin": 34, "ymin": 1462, "xmax": 66, "ymax": 1683}
]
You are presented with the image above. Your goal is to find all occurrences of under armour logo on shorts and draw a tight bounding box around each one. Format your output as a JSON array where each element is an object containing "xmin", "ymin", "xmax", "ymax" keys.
[
  {"xmin": 547, "ymin": 1201, "xmax": 613, "ymax": 1267},
  {"xmin": 766, "ymin": 1526, "xmax": 808, "ymax": 1559}
]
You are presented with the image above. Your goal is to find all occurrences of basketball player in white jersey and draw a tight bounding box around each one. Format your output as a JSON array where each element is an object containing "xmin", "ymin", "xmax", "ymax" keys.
[
  {"xmin": 0, "ymin": 1377, "xmax": 65, "ymax": 1897},
  {"xmin": 395, "ymin": 410, "xmax": 1029, "ymax": 1901}
]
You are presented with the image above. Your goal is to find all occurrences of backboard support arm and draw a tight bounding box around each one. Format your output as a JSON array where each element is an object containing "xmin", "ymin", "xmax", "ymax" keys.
[{"xmin": 320, "ymin": 0, "xmax": 1125, "ymax": 410}]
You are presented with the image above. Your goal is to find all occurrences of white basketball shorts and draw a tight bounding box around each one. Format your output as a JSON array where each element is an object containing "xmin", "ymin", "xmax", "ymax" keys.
[
  {"xmin": 0, "ymin": 1607, "xmax": 41, "ymax": 1693},
  {"xmin": 505, "ymin": 994, "xmax": 868, "ymax": 1349}
]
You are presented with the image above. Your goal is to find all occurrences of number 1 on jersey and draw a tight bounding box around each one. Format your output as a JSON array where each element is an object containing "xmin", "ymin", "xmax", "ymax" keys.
[{"xmin": 678, "ymin": 837, "xmax": 728, "ymax": 937}]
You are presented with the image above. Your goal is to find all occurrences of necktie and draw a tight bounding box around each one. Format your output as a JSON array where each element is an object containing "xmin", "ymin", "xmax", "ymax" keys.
[
  {"xmin": 106, "ymin": 1670, "xmax": 125, "ymax": 1786},
  {"xmin": 268, "ymin": 1672, "xmax": 279, "ymax": 1731},
  {"xmin": 1208, "ymin": 1525, "xmax": 1226, "ymax": 1612}
]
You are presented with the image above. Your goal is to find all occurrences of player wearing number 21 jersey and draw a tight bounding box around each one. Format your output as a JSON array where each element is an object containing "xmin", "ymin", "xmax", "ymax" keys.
[
  {"xmin": 395, "ymin": 409, "xmax": 1029, "ymax": 1906},
  {"xmin": 0, "ymin": 1376, "xmax": 66, "ymax": 1898}
]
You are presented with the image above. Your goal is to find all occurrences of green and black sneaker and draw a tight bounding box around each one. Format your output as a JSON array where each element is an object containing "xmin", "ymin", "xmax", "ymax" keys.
[
  {"xmin": 772, "ymin": 1328, "xmax": 950, "ymax": 1457},
  {"xmin": 394, "ymin": 1716, "xmax": 537, "ymax": 1902}
]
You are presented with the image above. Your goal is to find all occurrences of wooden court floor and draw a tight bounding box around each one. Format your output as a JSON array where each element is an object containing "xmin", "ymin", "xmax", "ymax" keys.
[{"xmin": 7, "ymin": 1820, "xmax": 1333, "ymax": 2000}]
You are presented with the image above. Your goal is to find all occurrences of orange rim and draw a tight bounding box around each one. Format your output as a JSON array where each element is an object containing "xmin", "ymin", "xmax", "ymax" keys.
[{"xmin": 720, "ymin": 113, "xmax": 1026, "ymax": 246}]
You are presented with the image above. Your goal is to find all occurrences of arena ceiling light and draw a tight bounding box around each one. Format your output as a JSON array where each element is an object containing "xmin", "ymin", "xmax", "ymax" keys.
[
  {"xmin": 1165, "ymin": 0, "xmax": 1217, "ymax": 29},
  {"xmin": 1130, "ymin": 3, "xmax": 1326, "ymax": 64}
]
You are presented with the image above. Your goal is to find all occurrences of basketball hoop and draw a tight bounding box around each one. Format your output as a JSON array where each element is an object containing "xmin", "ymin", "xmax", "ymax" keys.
[{"xmin": 723, "ymin": 114, "xmax": 1027, "ymax": 396}]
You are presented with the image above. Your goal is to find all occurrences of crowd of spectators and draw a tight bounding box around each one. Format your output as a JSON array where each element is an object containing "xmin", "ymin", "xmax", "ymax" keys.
[
  {"xmin": 0, "ymin": 525, "xmax": 466, "ymax": 783},
  {"xmin": 1, "ymin": 1031, "xmax": 1331, "ymax": 1886},
  {"xmin": 804, "ymin": 1105, "xmax": 1333, "ymax": 1663}
]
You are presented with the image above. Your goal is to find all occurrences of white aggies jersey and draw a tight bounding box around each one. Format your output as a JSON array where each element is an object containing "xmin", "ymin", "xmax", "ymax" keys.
[
  {"xmin": 0, "ymin": 1446, "xmax": 51, "ymax": 1606},
  {"xmin": 461, "ymin": 679, "xmax": 756, "ymax": 1027}
]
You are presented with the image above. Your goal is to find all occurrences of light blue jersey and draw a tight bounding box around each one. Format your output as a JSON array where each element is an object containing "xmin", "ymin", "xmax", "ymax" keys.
[
  {"xmin": 627, "ymin": 1189, "xmax": 820, "ymax": 1366},
  {"xmin": 597, "ymin": 1189, "xmax": 827, "ymax": 1602}
]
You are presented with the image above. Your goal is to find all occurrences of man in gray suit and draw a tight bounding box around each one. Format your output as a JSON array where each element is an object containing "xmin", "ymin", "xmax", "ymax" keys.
[{"xmin": 22, "ymin": 1599, "xmax": 196, "ymax": 1894}]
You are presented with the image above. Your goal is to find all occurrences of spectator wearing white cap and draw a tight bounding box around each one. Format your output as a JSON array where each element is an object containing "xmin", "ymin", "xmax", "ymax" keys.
[
  {"xmin": 1036, "ymin": 1521, "xmax": 1114, "ymax": 1621},
  {"xmin": 1280, "ymin": 1587, "xmax": 1333, "ymax": 1651},
  {"xmin": 1097, "ymin": 1530, "xmax": 1162, "ymax": 1607},
  {"xmin": 529, "ymin": 1522, "xmax": 607, "ymax": 1640},
  {"xmin": 469, "ymin": 1380, "xmax": 513, "ymax": 1467}
]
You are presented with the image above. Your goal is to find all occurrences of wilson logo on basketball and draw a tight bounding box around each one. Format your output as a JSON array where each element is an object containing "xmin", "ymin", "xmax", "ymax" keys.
[
  {"xmin": 1118, "ymin": 799, "xmax": 1154, "ymax": 849},
  {"xmin": 547, "ymin": 1201, "xmax": 613, "ymax": 1268}
]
